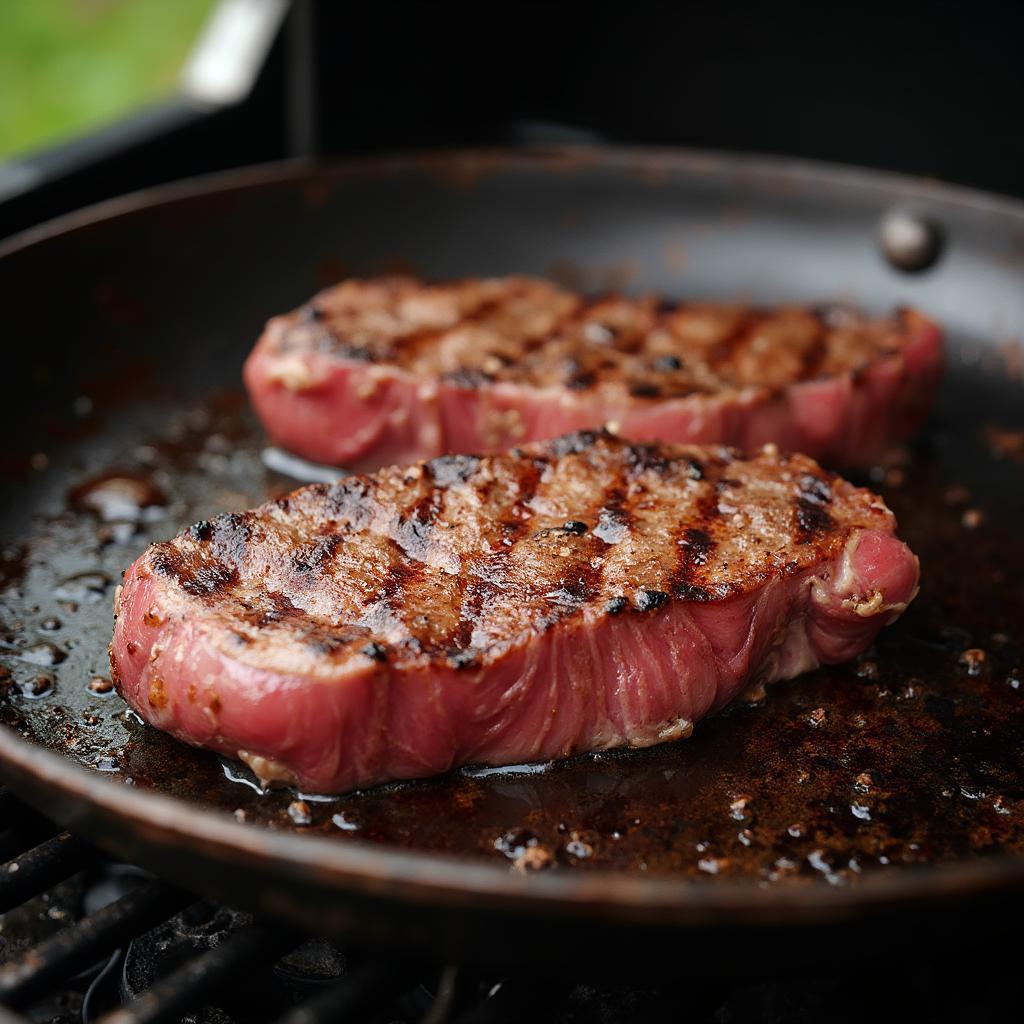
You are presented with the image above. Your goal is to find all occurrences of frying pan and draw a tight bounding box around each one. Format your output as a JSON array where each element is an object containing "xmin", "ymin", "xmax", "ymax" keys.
[{"xmin": 1, "ymin": 147, "xmax": 1023, "ymax": 969}]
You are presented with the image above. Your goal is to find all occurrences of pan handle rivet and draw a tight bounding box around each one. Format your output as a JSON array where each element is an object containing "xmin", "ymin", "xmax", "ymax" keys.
[{"xmin": 878, "ymin": 208, "xmax": 945, "ymax": 273}]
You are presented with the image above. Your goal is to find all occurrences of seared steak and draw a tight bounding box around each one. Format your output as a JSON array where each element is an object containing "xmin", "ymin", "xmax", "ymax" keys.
[
  {"xmin": 111, "ymin": 432, "xmax": 919, "ymax": 794},
  {"xmin": 243, "ymin": 276, "xmax": 942, "ymax": 470}
]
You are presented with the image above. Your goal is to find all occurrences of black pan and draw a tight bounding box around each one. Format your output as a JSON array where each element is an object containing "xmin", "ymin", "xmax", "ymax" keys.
[{"xmin": 1, "ymin": 147, "xmax": 1023, "ymax": 968}]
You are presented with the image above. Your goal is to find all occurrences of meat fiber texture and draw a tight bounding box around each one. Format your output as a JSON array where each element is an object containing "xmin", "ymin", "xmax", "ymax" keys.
[
  {"xmin": 243, "ymin": 276, "xmax": 943, "ymax": 471},
  {"xmin": 110, "ymin": 432, "xmax": 919, "ymax": 794}
]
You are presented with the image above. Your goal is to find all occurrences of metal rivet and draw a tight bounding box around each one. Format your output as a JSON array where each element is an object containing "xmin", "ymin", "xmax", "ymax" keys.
[{"xmin": 879, "ymin": 208, "xmax": 945, "ymax": 273}]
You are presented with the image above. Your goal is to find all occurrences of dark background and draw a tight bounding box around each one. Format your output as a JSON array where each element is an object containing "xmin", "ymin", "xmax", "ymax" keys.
[{"xmin": 3, "ymin": 0, "xmax": 1024, "ymax": 238}]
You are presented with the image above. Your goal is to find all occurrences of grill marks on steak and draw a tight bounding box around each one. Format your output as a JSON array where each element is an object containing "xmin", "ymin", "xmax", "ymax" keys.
[
  {"xmin": 263, "ymin": 276, "xmax": 916, "ymax": 397},
  {"xmin": 143, "ymin": 436, "xmax": 855, "ymax": 666},
  {"xmin": 111, "ymin": 433, "xmax": 918, "ymax": 792},
  {"xmin": 244, "ymin": 275, "xmax": 943, "ymax": 470}
]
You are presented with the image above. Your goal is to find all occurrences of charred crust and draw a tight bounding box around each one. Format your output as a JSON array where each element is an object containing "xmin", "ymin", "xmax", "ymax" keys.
[
  {"xmin": 550, "ymin": 430, "xmax": 603, "ymax": 457},
  {"xmin": 795, "ymin": 497, "xmax": 835, "ymax": 539},
  {"xmin": 651, "ymin": 354, "xmax": 682, "ymax": 372},
  {"xmin": 323, "ymin": 477, "xmax": 374, "ymax": 525},
  {"xmin": 428, "ymin": 453, "xmax": 482, "ymax": 486},
  {"xmin": 290, "ymin": 535, "xmax": 341, "ymax": 574},
  {"xmin": 636, "ymin": 589, "xmax": 670, "ymax": 611},
  {"xmin": 566, "ymin": 372, "xmax": 596, "ymax": 390},
  {"xmin": 547, "ymin": 579, "xmax": 591, "ymax": 605},
  {"xmin": 629, "ymin": 383, "xmax": 662, "ymax": 399},
  {"xmin": 206, "ymin": 512, "xmax": 254, "ymax": 564},
  {"xmin": 361, "ymin": 641, "xmax": 388, "ymax": 662},
  {"xmin": 678, "ymin": 527, "xmax": 714, "ymax": 567},
  {"xmin": 257, "ymin": 591, "xmax": 303, "ymax": 626},
  {"xmin": 561, "ymin": 520, "xmax": 588, "ymax": 536},
  {"xmin": 447, "ymin": 647, "xmax": 478, "ymax": 670},
  {"xmin": 336, "ymin": 343, "xmax": 373, "ymax": 361},
  {"xmin": 798, "ymin": 473, "xmax": 833, "ymax": 506},
  {"xmin": 604, "ymin": 596, "xmax": 629, "ymax": 615},
  {"xmin": 188, "ymin": 520, "xmax": 213, "ymax": 541},
  {"xmin": 181, "ymin": 562, "xmax": 238, "ymax": 598},
  {"xmin": 151, "ymin": 544, "xmax": 239, "ymax": 600},
  {"xmin": 625, "ymin": 444, "xmax": 670, "ymax": 475},
  {"xmin": 684, "ymin": 458, "xmax": 705, "ymax": 481},
  {"xmin": 672, "ymin": 581, "xmax": 714, "ymax": 602},
  {"xmin": 442, "ymin": 367, "xmax": 493, "ymax": 389},
  {"xmin": 306, "ymin": 632, "xmax": 356, "ymax": 655}
]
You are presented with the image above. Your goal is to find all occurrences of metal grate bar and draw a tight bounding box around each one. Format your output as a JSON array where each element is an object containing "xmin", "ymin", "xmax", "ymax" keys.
[
  {"xmin": 0, "ymin": 831, "xmax": 93, "ymax": 914},
  {"xmin": 0, "ymin": 879, "xmax": 189, "ymax": 1010},
  {"xmin": 271, "ymin": 961, "xmax": 406, "ymax": 1024},
  {"xmin": 99, "ymin": 923, "xmax": 301, "ymax": 1024},
  {"xmin": 452, "ymin": 976, "xmax": 565, "ymax": 1024}
]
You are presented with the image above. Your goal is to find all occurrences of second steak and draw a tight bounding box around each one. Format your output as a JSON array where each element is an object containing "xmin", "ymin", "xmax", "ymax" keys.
[{"xmin": 244, "ymin": 275, "xmax": 942, "ymax": 470}]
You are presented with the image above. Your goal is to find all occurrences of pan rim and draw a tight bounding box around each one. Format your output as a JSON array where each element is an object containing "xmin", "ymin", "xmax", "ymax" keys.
[
  {"xmin": 3, "ymin": 143, "xmax": 1024, "ymax": 264},
  {"xmin": 2, "ymin": 143, "xmax": 1024, "ymax": 925}
]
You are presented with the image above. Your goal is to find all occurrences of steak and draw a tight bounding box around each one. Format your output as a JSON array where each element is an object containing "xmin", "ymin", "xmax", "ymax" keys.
[
  {"xmin": 243, "ymin": 275, "xmax": 942, "ymax": 471},
  {"xmin": 110, "ymin": 432, "xmax": 919, "ymax": 794}
]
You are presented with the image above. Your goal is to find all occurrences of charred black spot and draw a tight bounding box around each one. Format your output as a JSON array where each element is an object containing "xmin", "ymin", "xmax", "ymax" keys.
[
  {"xmin": 447, "ymin": 647, "xmax": 478, "ymax": 670},
  {"xmin": 306, "ymin": 632, "xmax": 356, "ymax": 655},
  {"xmin": 629, "ymin": 383, "xmax": 662, "ymax": 398},
  {"xmin": 179, "ymin": 561, "xmax": 238, "ymax": 598},
  {"xmin": 636, "ymin": 589, "xmax": 670, "ymax": 611},
  {"xmin": 672, "ymin": 581, "xmax": 714, "ymax": 602},
  {"xmin": 324, "ymin": 477, "xmax": 374, "ymax": 527},
  {"xmin": 625, "ymin": 444, "xmax": 669, "ymax": 475},
  {"xmin": 547, "ymin": 579, "xmax": 591, "ymax": 605},
  {"xmin": 684, "ymin": 458, "xmax": 705, "ymax": 481},
  {"xmin": 206, "ymin": 512, "xmax": 253, "ymax": 567},
  {"xmin": 150, "ymin": 546, "xmax": 183, "ymax": 579},
  {"xmin": 651, "ymin": 354, "xmax": 682, "ymax": 372},
  {"xmin": 395, "ymin": 486, "xmax": 443, "ymax": 558},
  {"xmin": 550, "ymin": 430, "xmax": 603, "ymax": 457},
  {"xmin": 798, "ymin": 473, "xmax": 833, "ymax": 506},
  {"xmin": 188, "ymin": 520, "xmax": 213, "ymax": 542},
  {"xmin": 566, "ymin": 372, "xmax": 597, "ymax": 390},
  {"xmin": 442, "ymin": 367, "xmax": 493, "ymax": 389},
  {"xmin": 336, "ymin": 343, "xmax": 373, "ymax": 361},
  {"xmin": 605, "ymin": 596, "xmax": 629, "ymax": 615},
  {"xmin": 291, "ymin": 535, "xmax": 341, "ymax": 574},
  {"xmin": 361, "ymin": 641, "xmax": 388, "ymax": 662},
  {"xmin": 257, "ymin": 591, "xmax": 304, "ymax": 626},
  {"xmin": 429, "ymin": 453, "xmax": 482, "ymax": 486},
  {"xmin": 796, "ymin": 497, "xmax": 835, "ymax": 538},
  {"xmin": 561, "ymin": 520, "xmax": 588, "ymax": 535},
  {"xmin": 679, "ymin": 527, "xmax": 714, "ymax": 567},
  {"xmin": 151, "ymin": 544, "xmax": 237, "ymax": 599}
]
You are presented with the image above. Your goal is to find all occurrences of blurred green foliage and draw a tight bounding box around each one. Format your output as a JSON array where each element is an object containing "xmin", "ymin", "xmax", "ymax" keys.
[{"xmin": 0, "ymin": 0, "xmax": 215, "ymax": 160}]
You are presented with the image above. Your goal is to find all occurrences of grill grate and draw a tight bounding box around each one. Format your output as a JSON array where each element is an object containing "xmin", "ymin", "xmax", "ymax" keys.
[
  {"xmin": 0, "ymin": 790, "xmax": 475, "ymax": 1024},
  {"xmin": 0, "ymin": 789, "xmax": 1022, "ymax": 1024}
]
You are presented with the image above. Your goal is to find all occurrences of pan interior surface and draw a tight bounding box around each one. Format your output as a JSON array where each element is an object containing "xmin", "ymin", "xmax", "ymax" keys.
[{"xmin": 0, "ymin": 149, "xmax": 1023, "ymax": 912}]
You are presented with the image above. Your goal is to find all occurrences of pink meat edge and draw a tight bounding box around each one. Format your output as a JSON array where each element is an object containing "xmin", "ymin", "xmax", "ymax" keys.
[
  {"xmin": 110, "ymin": 528, "xmax": 919, "ymax": 794},
  {"xmin": 243, "ymin": 316, "xmax": 943, "ymax": 470}
]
